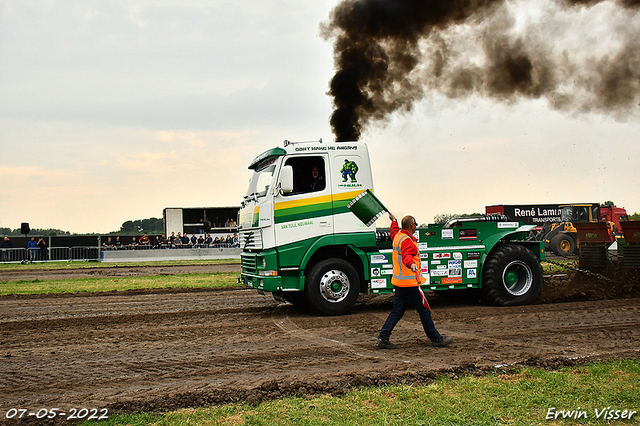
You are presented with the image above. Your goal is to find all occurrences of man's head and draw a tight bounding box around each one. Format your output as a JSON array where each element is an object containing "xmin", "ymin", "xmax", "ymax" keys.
[
  {"xmin": 401, "ymin": 215, "xmax": 418, "ymax": 232},
  {"xmin": 311, "ymin": 166, "xmax": 320, "ymax": 178}
]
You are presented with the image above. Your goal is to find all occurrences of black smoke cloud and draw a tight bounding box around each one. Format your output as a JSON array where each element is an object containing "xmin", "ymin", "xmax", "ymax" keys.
[{"xmin": 322, "ymin": 0, "xmax": 640, "ymax": 141}]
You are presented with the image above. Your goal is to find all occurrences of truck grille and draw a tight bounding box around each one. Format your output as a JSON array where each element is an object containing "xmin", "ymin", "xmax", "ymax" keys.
[
  {"xmin": 239, "ymin": 229, "xmax": 263, "ymax": 250},
  {"xmin": 241, "ymin": 253, "xmax": 258, "ymax": 275}
]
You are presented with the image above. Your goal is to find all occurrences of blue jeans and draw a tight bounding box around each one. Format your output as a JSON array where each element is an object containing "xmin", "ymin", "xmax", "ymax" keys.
[{"xmin": 378, "ymin": 286, "xmax": 441, "ymax": 342}]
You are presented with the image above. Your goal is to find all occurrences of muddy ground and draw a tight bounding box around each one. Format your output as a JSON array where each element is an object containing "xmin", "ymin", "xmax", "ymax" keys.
[{"xmin": 1, "ymin": 265, "xmax": 639, "ymax": 424}]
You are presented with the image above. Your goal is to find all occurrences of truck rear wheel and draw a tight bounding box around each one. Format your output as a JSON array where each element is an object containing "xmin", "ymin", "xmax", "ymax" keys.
[
  {"xmin": 481, "ymin": 244, "xmax": 542, "ymax": 306},
  {"xmin": 305, "ymin": 258, "xmax": 360, "ymax": 315},
  {"xmin": 551, "ymin": 234, "xmax": 575, "ymax": 256}
]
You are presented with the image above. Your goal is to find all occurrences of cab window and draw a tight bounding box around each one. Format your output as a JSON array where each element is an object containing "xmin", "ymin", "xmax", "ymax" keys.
[{"xmin": 283, "ymin": 156, "xmax": 326, "ymax": 196}]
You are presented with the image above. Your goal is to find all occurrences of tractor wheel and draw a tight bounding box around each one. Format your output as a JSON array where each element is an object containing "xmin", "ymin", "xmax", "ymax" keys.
[
  {"xmin": 551, "ymin": 234, "xmax": 575, "ymax": 257},
  {"xmin": 481, "ymin": 244, "xmax": 542, "ymax": 306},
  {"xmin": 305, "ymin": 258, "xmax": 360, "ymax": 315}
]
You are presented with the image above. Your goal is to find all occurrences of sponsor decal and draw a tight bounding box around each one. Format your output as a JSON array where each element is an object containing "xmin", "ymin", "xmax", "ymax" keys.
[
  {"xmin": 467, "ymin": 269, "xmax": 477, "ymax": 279},
  {"xmin": 453, "ymin": 252, "xmax": 463, "ymax": 260},
  {"xmin": 431, "ymin": 269, "xmax": 448, "ymax": 277},
  {"xmin": 442, "ymin": 229, "xmax": 454, "ymax": 240},
  {"xmin": 448, "ymin": 260, "xmax": 462, "ymax": 278},
  {"xmin": 418, "ymin": 243, "xmax": 429, "ymax": 250},
  {"xmin": 338, "ymin": 183, "xmax": 363, "ymax": 189},
  {"xmin": 433, "ymin": 253, "xmax": 451, "ymax": 259},
  {"xmin": 424, "ymin": 230, "xmax": 436, "ymax": 238},
  {"xmin": 467, "ymin": 252, "xmax": 482, "ymax": 259},
  {"xmin": 421, "ymin": 266, "xmax": 429, "ymax": 273},
  {"xmin": 420, "ymin": 253, "xmax": 429, "ymax": 259},
  {"xmin": 459, "ymin": 228, "xmax": 478, "ymax": 240},
  {"xmin": 436, "ymin": 265, "xmax": 447, "ymax": 269},
  {"xmin": 442, "ymin": 277, "xmax": 463, "ymax": 284},
  {"xmin": 371, "ymin": 268, "xmax": 381, "ymax": 277},
  {"xmin": 497, "ymin": 222, "xmax": 520, "ymax": 228},
  {"xmin": 381, "ymin": 269, "xmax": 393, "ymax": 275},
  {"xmin": 431, "ymin": 260, "xmax": 441, "ymax": 265},
  {"xmin": 371, "ymin": 254, "xmax": 388, "ymax": 264},
  {"xmin": 371, "ymin": 278, "xmax": 387, "ymax": 289},
  {"xmin": 464, "ymin": 260, "xmax": 478, "ymax": 268},
  {"xmin": 280, "ymin": 219, "xmax": 314, "ymax": 229}
]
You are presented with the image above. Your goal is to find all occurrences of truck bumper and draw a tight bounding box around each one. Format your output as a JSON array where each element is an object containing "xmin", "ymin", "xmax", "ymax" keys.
[
  {"xmin": 240, "ymin": 250, "xmax": 304, "ymax": 292},
  {"xmin": 240, "ymin": 272, "xmax": 282, "ymax": 292}
]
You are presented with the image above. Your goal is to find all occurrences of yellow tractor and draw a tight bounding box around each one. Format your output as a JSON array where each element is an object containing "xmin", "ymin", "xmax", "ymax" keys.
[{"xmin": 544, "ymin": 204, "xmax": 618, "ymax": 256}]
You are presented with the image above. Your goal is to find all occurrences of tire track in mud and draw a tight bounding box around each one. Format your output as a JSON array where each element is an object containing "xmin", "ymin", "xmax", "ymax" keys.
[{"xmin": 271, "ymin": 304, "xmax": 389, "ymax": 360}]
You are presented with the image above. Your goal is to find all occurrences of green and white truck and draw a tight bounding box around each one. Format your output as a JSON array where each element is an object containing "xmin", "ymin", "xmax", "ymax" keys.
[{"xmin": 238, "ymin": 139, "xmax": 545, "ymax": 315}]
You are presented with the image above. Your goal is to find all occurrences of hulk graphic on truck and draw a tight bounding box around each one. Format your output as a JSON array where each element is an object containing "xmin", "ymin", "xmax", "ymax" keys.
[{"xmin": 340, "ymin": 159, "xmax": 358, "ymax": 183}]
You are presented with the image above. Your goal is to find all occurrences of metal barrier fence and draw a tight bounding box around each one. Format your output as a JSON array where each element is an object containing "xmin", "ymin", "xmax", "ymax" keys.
[
  {"xmin": 1, "ymin": 247, "xmax": 102, "ymax": 263},
  {"xmin": 1, "ymin": 243, "xmax": 241, "ymax": 264}
]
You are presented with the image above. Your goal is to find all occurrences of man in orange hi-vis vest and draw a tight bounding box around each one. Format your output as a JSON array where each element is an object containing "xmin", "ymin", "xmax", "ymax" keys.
[{"xmin": 375, "ymin": 213, "xmax": 453, "ymax": 349}]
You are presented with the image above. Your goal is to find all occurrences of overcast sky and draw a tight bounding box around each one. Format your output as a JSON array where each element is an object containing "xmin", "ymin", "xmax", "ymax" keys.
[{"xmin": 1, "ymin": 0, "xmax": 639, "ymax": 234}]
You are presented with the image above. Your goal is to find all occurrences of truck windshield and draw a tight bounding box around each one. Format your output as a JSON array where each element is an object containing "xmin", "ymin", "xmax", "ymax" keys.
[{"xmin": 246, "ymin": 164, "xmax": 276, "ymax": 198}]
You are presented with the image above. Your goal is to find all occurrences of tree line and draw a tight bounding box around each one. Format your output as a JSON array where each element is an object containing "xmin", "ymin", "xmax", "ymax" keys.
[{"xmin": 0, "ymin": 217, "xmax": 164, "ymax": 236}]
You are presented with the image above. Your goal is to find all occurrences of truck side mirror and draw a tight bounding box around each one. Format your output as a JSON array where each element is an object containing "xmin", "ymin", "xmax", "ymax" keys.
[{"xmin": 280, "ymin": 165, "xmax": 294, "ymax": 193}]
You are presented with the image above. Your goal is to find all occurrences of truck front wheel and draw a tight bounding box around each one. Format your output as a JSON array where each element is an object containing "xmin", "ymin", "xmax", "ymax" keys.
[
  {"xmin": 481, "ymin": 244, "xmax": 542, "ymax": 306},
  {"xmin": 305, "ymin": 259, "xmax": 360, "ymax": 315}
]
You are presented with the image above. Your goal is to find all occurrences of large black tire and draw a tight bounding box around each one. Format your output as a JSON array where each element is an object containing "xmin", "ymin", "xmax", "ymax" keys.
[
  {"xmin": 305, "ymin": 258, "xmax": 360, "ymax": 315},
  {"xmin": 481, "ymin": 244, "xmax": 543, "ymax": 306},
  {"xmin": 551, "ymin": 234, "xmax": 575, "ymax": 257}
]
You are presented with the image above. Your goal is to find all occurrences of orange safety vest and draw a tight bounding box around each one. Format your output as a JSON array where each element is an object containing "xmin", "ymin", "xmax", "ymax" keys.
[{"xmin": 391, "ymin": 232, "xmax": 426, "ymax": 287}]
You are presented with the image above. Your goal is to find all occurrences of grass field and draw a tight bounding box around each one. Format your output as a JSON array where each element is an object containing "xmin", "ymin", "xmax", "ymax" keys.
[
  {"xmin": 0, "ymin": 272, "xmax": 240, "ymax": 296},
  {"xmin": 0, "ymin": 259, "xmax": 240, "ymax": 271},
  {"xmin": 85, "ymin": 359, "xmax": 639, "ymax": 426},
  {"xmin": 0, "ymin": 259, "xmax": 241, "ymax": 295}
]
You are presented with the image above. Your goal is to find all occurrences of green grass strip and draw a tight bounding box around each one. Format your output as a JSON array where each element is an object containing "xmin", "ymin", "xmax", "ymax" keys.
[
  {"xmin": 0, "ymin": 272, "xmax": 240, "ymax": 296},
  {"xmin": 542, "ymin": 258, "xmax": 578, "ymax": 274},
  {"xmin": 0, "ymin": 259, "xmax": 239, "ymax": 271},
  {"xmin": 84, "ymin": 359, "xmax": 640, "ymax": 426}
]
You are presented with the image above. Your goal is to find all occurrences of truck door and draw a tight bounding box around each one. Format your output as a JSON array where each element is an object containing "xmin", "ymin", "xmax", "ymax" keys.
[{"xmin": 274, "ymin": 154, "xmax": 333, "ymax": 247}]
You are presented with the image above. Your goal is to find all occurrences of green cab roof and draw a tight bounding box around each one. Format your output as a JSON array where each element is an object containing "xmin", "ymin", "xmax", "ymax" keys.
[{"xmin": 249, "ymin": 147, "xmax": 287, "ymax": 170}]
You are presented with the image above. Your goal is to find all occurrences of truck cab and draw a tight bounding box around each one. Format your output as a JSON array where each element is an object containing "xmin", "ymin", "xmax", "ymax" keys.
[{"xmin": 238, "ymin": 139, "xmax": 377, "ymax": 314}]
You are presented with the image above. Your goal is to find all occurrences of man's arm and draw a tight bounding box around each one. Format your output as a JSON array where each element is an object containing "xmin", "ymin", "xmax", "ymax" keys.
[{"xmin": 389, "ymin": 213, "xmax": 399, "ymax": 239}]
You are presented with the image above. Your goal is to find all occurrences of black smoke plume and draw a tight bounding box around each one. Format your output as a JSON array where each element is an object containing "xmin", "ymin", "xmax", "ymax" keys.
[{"xmin": 323, "ymin": 0, "xmax": 640, "ymax": 141}]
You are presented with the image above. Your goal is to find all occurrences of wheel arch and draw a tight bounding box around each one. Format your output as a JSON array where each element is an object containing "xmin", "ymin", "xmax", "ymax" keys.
[{"xmin": 302, "ymin": 243, "xmax": 368, "ymax": 293}]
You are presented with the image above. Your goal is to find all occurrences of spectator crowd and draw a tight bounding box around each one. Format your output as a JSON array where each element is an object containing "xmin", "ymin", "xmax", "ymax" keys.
[{"xmin": 101, "ymin": 232, "xmax": 240, "ymax": 250}]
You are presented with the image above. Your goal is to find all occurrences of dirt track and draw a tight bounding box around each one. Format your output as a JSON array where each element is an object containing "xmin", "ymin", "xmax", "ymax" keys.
[{"xmin": 1, "ymin": 265, "xmax": 640, "ymax": 423}]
